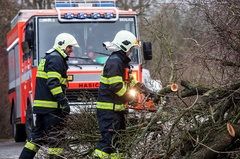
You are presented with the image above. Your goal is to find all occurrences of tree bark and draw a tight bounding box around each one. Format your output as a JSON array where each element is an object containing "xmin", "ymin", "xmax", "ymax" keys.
[
  {"xmin": 202, "ymin": 80, "xmax": 240, "ymax": 104},
  {"xmin": 180, "ymin": 80, "xmax": 211, "ymax": 97},
  {"xmin": 189, "ymin": 131, "xmax": 233, "ymax": 159}
]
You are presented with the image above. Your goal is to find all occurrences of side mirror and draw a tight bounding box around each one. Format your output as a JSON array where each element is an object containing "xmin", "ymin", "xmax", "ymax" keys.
[
  {"xmin": 21, "ymin": 41, "xmax": 30, "ymax": 54},
  {"xmin": 143, "ymin": 42, "xmax": 152, "ymax": 60}
]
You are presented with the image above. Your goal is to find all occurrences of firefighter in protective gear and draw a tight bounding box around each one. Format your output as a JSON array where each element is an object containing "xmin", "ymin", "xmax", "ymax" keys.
[
  {"xmin": 93, "ymin": 30, "xmax": 141, "ymax": 159},
  {"xmin": 19, "ymin": 33, "xmax": 79, "ymax": 159}
]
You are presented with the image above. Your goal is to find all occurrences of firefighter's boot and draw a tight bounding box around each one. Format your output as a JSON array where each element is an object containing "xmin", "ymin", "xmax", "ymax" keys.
[
  {"xmin": 19, "ymin": 141, "xmax": 39, "ymax": 159},
  {"xmin": 19, "ymin": 147, "xmax": 37, "ymax": 159}
]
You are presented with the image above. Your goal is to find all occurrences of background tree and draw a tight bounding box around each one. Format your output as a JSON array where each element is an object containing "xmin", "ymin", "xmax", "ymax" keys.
[
  {"xmin": 19, "ymin": 0, "xmax": 52, "ymax": 9},
  {"xmin": 133, "ymin": 0, "xmax": 240, "ymax": 158},
  {"xmin": 0, "ymin": 0, "xmax": 21, "ymax": 138}
]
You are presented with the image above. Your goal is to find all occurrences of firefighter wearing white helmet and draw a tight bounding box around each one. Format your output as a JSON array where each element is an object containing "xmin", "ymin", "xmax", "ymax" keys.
[
  {"xmin": 103, "ymin": 30, "xmax": 139, "ymax": 54},
  {"xmin": 94, "ymin": 30, "xmax": 142, "ymax": 159},
  {"xmin": 112, "ymin": 30, "xmax": 139, "ymax": 52},
  {"xmin": 19, "ymin": 33, "xmax": 79, "ymax": 159},
  {"xmin": 52, "ymin": 32, "xmax": 80, "ymax": 58}
]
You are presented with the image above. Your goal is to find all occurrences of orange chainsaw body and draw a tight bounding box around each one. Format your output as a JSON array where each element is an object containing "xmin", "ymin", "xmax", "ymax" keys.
[{"xmin": 127, "ymin": 93, "xmax": 156, "ymax": 112}]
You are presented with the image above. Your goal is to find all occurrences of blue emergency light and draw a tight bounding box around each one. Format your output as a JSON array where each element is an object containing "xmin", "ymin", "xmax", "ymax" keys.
[
  {"xmin": 90, "ymin": 13, "xmax": 101, "ymax": 19},
  {"xmin": 55, "ymin": 0, "xmax": 118, "ymax": 22},
  {"xmin": 103, "ymin": 12, "xmax": 114, "ymax": 19},
  {"xmin": 55, "ymin": 0, "xmax": 115, "ymax": 8},
  {"xmin": 64, "ymin": 12, "xmax": 74, "ymax": 19},
  {"xmin": 62, "ymin": 12, "xmax": 115, "ymax": 20},
  {"xmin": 77, "ymin": 13, "xmax": 87, "ymax": 19}
]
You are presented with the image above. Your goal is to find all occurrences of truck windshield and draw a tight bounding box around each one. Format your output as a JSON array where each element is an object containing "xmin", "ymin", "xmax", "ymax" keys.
[{"xmin": 38, "ymin": 17, "xmax": 139, "ymax": 65}]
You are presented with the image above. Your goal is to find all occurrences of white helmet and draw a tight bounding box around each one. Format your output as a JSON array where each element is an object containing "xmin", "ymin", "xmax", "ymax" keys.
[
  {"xmin": 112, "ymin": 30, "xmax": 139, "ymax": 52},
  {"xmin": 53, "ymin": 33, "xmax": 79, "ymax": 51}
]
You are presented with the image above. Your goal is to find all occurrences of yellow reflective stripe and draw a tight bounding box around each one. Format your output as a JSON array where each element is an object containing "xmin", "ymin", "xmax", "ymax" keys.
[
  {"xmin": 116, "ymin": 82, "xmax": 127, "ymax": 97},
  {"xmin": 50, "ymin": 86, "xmax": 63, "ymax": 95},
  {"xmin": 93, "ymin": 149, "xmax": 110, "ymax": 159},
  {"xmin": 47, "ymin": 71, "xmax": 61, "ymax": 80},
  {"xmin": 110, "ymin": 152, "xmax": 124, "ymax": 159},
  {"xmin": 33, "ymin": 100, "xmax": 61, "ymax": 108},
  {"xmin": 55, "ymin": 47, "xmax": 67, "ymax": 58},
  {"xmin": 36, "ymin": 71, "xmax": 47, "ymax": 79},
  {"xmin": 60, "ymin": 78, "xmax": 67, "ymax": 85},
  {"xmin": 100, "ymin": 76, "xmax": 109, "ymax": 84},
  {"xmin": 36, "ymin": 71, "xmax": 66, "ymax": 85},
  {"xmin": 48, "ymin": 148, "xmax": 63, "ymax": 155},
  {"xmin": 96, "ymin": 102, "xmax": 125, "ymax": 111},
  {"xmin": 24, "ymin": 141, "xmax": 39, "ymax": 153},
  {"xmin": 100, "ymin": 76, "xmax": 123, "ymax": 84}
]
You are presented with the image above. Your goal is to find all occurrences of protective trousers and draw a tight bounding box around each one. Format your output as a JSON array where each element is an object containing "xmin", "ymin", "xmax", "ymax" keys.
[
  {"xmin": 94, "ymin": 109, "xmax": 126, "ymax": 159},
  {"xmin": 19, "ymin": 113, "xmax": 65, "ymax": 159}
]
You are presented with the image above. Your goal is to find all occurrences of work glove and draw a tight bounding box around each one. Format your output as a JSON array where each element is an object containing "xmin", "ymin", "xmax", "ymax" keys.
[
  {"xmin": 60, "ymin": 97, "xmax": 70, "ymax": 116},
  {"xmin": 62, "ymin": 105, "xmax": 70, "ymax": 116}
]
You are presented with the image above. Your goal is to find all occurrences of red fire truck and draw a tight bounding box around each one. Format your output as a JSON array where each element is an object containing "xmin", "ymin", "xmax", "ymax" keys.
[{"xmin": 6, "ymin": 0, "xmax": 152, "ymax": 142}]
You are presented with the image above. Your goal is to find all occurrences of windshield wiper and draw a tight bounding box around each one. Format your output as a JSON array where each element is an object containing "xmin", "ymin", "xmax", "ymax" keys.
[
  {"xmin": 68, "ymin": 63, "xmax": 82, "ymax": 69},
  {"xmin": 94, "ymin": 52, "xmax": 110, "ymax": 56},
  {"xmin": 68, "ymin": 57, "xmax": 92, "ymax": 60}
]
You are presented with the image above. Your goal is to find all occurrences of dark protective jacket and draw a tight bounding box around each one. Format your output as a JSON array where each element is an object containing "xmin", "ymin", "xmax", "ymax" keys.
[
  {"xmin": 97, "ymin": 50, "xmax": 131, "ymax": 111},
  {"xmin": 33, "ymin": 50, "xmax": 68, "ymax": 114}
]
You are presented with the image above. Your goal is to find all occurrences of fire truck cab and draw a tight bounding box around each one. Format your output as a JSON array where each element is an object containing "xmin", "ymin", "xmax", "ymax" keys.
[{"xmin": 7, "ymin": 0, "xmax": 152, "ymax": 142}]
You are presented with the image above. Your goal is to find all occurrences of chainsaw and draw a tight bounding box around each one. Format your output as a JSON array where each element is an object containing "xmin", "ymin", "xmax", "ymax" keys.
[
  {"xmin": 126, "ymin": 89, "xmax": 157, "ymax": 112},
  {"xmin": 124, "ymin": 66, "xmax": 157, "ymax": 112}
]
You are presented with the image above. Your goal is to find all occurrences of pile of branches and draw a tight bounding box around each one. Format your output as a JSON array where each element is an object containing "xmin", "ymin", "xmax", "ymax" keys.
[
  {"xmin": 35, "ymin": 79, "xmax": 240, "ymax": 159},
  {"xmin": 153, "ymin": 79, "xmax": 240, "ymax": 159}
]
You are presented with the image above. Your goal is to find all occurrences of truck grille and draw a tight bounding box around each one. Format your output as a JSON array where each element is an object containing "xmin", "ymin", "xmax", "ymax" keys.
[
  {"xmin": 66, "ymin": 89, "xmax": 98, "ymax": 112},
  {"xmin": 66, "ymin": 89, "xmax": 98, "ymax": 102}
]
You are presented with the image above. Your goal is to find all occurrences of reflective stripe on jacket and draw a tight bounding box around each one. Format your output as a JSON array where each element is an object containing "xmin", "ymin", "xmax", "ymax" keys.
[
  {"xmin": 96, "ymin": 102, "xmax": 125, "ymax": 111},
  {"xmin": 97, "ymin": 51, "xmax": 131, "ymax": 111},
  {"xmin": 33, "ymin": 50, "xmax": 68, "ymax": 114}
]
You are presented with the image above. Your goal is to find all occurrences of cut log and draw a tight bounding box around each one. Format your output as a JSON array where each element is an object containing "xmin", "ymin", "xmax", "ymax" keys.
[
  {"xmin": 227, "ymin": 122, "xmax": 240, "ymax": 138},
  {"xmin": 180, "ymin": 80, "xmax": 211, "ymax": 97}
]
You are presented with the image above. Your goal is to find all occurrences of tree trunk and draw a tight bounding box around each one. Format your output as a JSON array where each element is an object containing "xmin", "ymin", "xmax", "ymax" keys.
[
  {"xmin": 180, "ymin": 80, "xmax": 211, "ymax": 97},
  {"xmin": 189, "ymin": 131, "xmax": 233, "ymax": 159}
]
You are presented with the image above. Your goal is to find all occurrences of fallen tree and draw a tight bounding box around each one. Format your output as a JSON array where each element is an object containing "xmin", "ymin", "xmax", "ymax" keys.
[
  {"xmin": 155, "ymin": 79, "xmax": 240, "ymax": 159},
  {"xmin": 33, "ymin": 79, "xmax": 240, "ymax": 159}
]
